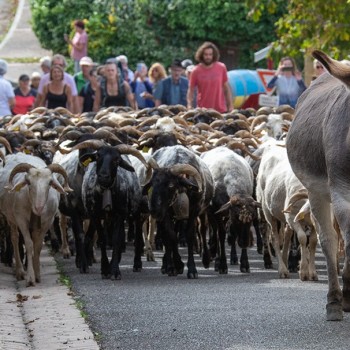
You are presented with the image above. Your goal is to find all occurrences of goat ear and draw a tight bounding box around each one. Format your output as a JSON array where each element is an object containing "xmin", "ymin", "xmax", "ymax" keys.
[
  {"xmin": 5, "ymin": 180, "xmax": 28, "ymax": 193},
  {"xmin": 178, "ymin": 176, "xmax": 198, "ymax": 190},
  {"xmin": 119, "ymin": 158, "xmax": 135, "ymax": 172},
  {"xmin": 142, "ymin": 182, "xmax": 152, "ymax": 196},
  {"xmin": 50, "ymin": 177, "xmax": 67, "ymax": 195},
  {"xmin": 79, "ymin": 152, "xmax": 96, "ymax": 167},
  {"xmin": 215, "ymin": 202, "xmax": 231, "ymax": 215}
]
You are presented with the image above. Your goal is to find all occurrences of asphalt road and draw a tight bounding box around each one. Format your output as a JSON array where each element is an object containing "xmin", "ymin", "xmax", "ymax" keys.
[{"xmin": 57, "ymin": 241, "xmax": 350, "ymax": 350}]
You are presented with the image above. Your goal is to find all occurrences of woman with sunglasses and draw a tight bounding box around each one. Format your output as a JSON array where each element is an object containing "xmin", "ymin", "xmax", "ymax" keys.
[{"xmin": 267, "ymin": 56, "xmax": 307, "ymax": 108}]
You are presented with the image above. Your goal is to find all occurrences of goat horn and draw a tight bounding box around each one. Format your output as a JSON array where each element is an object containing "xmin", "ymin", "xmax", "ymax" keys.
[
  {"xmin": 0, "ymin": 136, "xmax": 12, "ymax": 154},
  {"xmin": 281, "ymin": 112, "xmax": 294, "ymax": 122},
  {"xmin": 115, "ymin": 145, "xmax": 148, "ymax": 167},
  {"xmin": 138, "ymin": 129, "xmax": 161, "ymax": 142},
  {"xmin": 93, "ymin": 129, "xmax": 123, "ymax": 144},
  {"xmin": 70, "ymin": 139, "xmax": 105, "ymax": 152},
  {"xmin": 8, "ymin": 163, "xmax": 34, "ymax": 185},
  {"xmin": 233, "ymin": 130, "xmax": 262, "ymax": 144},
  {"xmin": 57, "ymin": 130, "xmax": 84, "ymax": 144},
  {"xmin": 169, "ymin": 164, "xmax": 203, "ymax": 192},
  {"xmin": 226, "ymin": 141, "xmax": 261, "ymax": 161},
  {"xmin": 53, "ymin": 107, "xmax": 75, "ymax": 117},
  {"xmin": 250, "ymin": 115, "xmax": 268, "ymax": 133},
  {"xmin": 136, "ymin": 116, "xmax": 160, "ymax": 129},
  {"xmin": 47, "ymin": 164, "xmax": 73, "ymax": 192},
  {"xmin": 0, "ymin": 150, "xmax": 5, "ymax": 165},
  {"xmin": 30, "ymin": 107, "xmax": 48, "ymax": 114}
]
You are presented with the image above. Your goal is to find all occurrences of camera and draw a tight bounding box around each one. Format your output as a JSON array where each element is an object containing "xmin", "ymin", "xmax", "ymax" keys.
[
  {"xmin": 281, "ymin": 66, "xmax": 293, "ymax": 72},
  {"xmin": 136, "ymin": 63, "xmax": 143, "ymax": 72}
]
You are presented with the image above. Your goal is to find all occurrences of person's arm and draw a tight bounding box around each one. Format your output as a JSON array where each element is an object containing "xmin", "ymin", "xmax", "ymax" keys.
[
  {"xmin": 93, "ymin": 83, "xmax": 101, "ymax": 112},
  {"xmin": 124, "ymin": 82, "xmax": 136, "ymax": 109},
  {"xmin": 187, "ymin": 86, "xmax": 195, "ymax": 109},
  {"xmin": 223, "ymin": 81, "xmax": 233, "ymax": 112},
  {"xmin": 65, "ymin": 85, "xmax": 74, "ymax": 113},
  {"xmin": 66, "ymin": 33, "xmax": 85, "ymax": 52},
  {"xmin": 37, "ymin": 85, "xmax": 48, "ymax": 107},
  {"xmin": 8, "ymin": 97, "xmax": 15, "ymax": 111},
  {"xmin": 153, "ymin": 80, "xmax": 163, "ymax": 107}
]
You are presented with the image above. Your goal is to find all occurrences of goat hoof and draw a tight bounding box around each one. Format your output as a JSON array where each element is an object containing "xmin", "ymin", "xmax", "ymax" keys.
[
  {"xmin": 230, "ymin": 258, "xmax": 238, "ymax": 265},
  {"xmin": 257, "ymin": 247, "xmax": 263, "ymax": 254},
  {"xmin": 111, "ymin": 274, "xmax": 121, "ymax": 281},
  {"xmin": 187, "ymin": 271, "xmax": 198, "ymax": 279},
  {"xmin": 327, "ymin": 303, "xmax": 343, "ymax": 321},
  {"xmin": 264, "ymin": 263, "xmax": 273, "ymax": 269},
  {"xmin": 240, "ymin": 267, "xmax": 250, "ymax": 273},
  {"xmin": 133, "ymin": 267, "xmax": 142, "ymax": 272},
  {"xmin": 219, "ymin": 268, "xmax": 228, "ymax": 274}
]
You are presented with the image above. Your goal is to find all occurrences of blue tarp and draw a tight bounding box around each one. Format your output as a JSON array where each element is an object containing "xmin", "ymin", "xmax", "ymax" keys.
[{"xmin": 228, "ymin": 69, "xmax": 266, "ymax": 98}]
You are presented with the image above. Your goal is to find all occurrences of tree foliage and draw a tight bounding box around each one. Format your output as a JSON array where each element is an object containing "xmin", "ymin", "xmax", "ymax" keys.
[
  {"xmin": 30, "ymin": 0, "xmax": 286, "ymax": 69},
  {"xmin": 246, "ymin": 0, "xmax": 350, "ymax": 61}
]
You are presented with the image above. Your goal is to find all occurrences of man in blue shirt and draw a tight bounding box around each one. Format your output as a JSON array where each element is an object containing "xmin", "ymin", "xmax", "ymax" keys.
[{"xmin": 154, "ymin": 59, "xmax": 188, "ymax": 107}]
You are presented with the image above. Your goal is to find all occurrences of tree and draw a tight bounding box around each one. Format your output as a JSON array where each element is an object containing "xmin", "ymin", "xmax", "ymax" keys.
[
  {"xmin": 30, "ymin": 0, "xmax": 286, "ymax": 69},
  {"xmin": 246, "ymin": 0, "xmax": 350, "ymax": 60}
]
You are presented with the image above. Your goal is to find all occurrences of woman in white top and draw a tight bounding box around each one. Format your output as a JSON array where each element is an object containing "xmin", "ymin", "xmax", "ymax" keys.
[{"xmin": 0, "ymin": 59, "xmax": 15, "ymax": 117}]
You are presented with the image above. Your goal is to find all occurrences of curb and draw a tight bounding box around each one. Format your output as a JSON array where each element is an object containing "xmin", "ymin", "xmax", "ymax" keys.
[
  {"xmin": 0, "ymin": 0, "xmax": 25, "ymax": 51},
  {"xmin": 0, "ymin": 246, "xmax": 100, "ymax": 349}
]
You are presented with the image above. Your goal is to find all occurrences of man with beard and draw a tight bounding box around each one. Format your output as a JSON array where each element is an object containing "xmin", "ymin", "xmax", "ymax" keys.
[{"xmin": 187, "ymin": 41, "xmax": 233, "ymax": 113}]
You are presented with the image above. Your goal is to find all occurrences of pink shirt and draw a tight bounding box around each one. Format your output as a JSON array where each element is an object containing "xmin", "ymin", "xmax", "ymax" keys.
[
  {"xmin": 190, "ymin": 62, "xmax": 228, "ymax": 113},
  {"xmin": 71, "ymin": 31, "xmax": 88, "ymax": 61}
]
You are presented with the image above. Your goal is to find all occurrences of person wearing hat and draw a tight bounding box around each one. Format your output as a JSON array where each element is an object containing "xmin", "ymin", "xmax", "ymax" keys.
[
  {"xmin": 12, "ymin": 74, "xmax": 37, "ymax": 115},
  {"xmin": 0, "ymin": 59, "xmax": 15, "ymax": 117},
  {"xmin": 154, "ymin": 59, "xmax": 188, "ymax": 107},
  {"xmin": 74, "ymin": 56, "xmax": 94, "ymax": 94},
  {"xmin": 30, "ymin": 72, "xmax": 41, "ymax": 91}
]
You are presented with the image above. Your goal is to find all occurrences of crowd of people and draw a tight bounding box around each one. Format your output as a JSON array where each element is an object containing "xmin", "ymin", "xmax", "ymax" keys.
[{"xmin": 0, "ymin": 18, "xmax": 327, "ymax": 117}]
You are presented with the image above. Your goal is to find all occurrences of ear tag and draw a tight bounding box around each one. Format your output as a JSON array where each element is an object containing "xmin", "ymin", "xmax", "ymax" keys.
[
  {"xmin": 142, "ymin": 146, "xmax": 150, "ymax": 152},
  {"xmin": 82, "ymin": 157, "xmax": 92, "ymax": 167},
  {"xmin": 147, "ymin": 187, "xmax": 153, "ymax": 197},
  {"xmin": 24, "ymin": 149, "xmax": 31, "ymax": 155}
]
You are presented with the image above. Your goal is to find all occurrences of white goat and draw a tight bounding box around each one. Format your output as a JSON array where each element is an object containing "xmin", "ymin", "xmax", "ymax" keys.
[{"xmin": 0, "ymin": 153, "xmax": 72, "ymax": 286}]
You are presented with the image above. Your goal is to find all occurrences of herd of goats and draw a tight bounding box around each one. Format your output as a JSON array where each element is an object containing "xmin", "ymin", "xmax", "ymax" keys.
[
  {"xmin": 1, "ymin": 49, "xmax": 348, "ymax": 321},
  {"xmin": 0, "ymin": 101, "xmax": 325, "ymax": 289}
]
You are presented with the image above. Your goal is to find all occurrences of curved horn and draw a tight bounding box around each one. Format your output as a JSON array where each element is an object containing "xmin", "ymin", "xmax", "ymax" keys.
[
  {"xmin": 57, "ymin": 130, "xmax": 84, "ymax": 145},
  {"xmin": 250, "ymin": 115, "xmax": 268, "ymax": 133},
  {"xmin": 276, "ymin": 105, "xmax": 295, "ymax": 115},
  {"xmin": 256, "ymin": 106, "xmax": 273, "ymax": 116},
  {"xmin": 30, "ymin": 107, "xmax": 48, "ymax": 114},
  {"xmin": 138, "ymin": 129, "xmax": 161, "ymax": 142},
  {"xmin": 53, "ymin": 107, "xmax": 75, "ymax": 117},
  {"xmin": 226, "ymin": 141, "xmax": 261, "ymax": 161},
  {"xmin": 207, "ymin": 109, "xmax": 223, "ymax": 119},
  {"xmin": 70, "ymin": 139, "xmax": 105, "ymax": 152},
  {"xmin": 241, "ymin": 138, "xmax": 259, "ymax": 149},
  {"xmin": 136, "ymin": 116, "xmax": 160, "ymax": 129},
  {"xmin": 47, "ymin": 164, "xmax": 73, "ymax": 192},
  {"xmin": 169, "ymin": 164, "xmax": 203, "ymax": 192},
  {"xmin": 210, "ymin": 120, "xmax": 225, "ymax": 129},
  {"xmin": 172, "ymin": 116, "xmax": 189, "ymax": 129},
  {"xmin": 8, "ymin": 163, "xmax": 35, "ymax": 185},
  {"xmin": 233, "ymin": 130, "xmax": 262, "ymax": 144},
  {"xmin": 147, "ymin": 157, "xmax": 159, "ymax": 169},
  {"xmin": 281, "ymin": 112, "xmax": 294, "ymax": 122},
  {"xmin": 21, "ymin": 139, "xmax": 42, "ymax": 148},
  {"xmin": 229, "ymin": 119, "xmax": 250, "ymax": 130},
  {"xmin": 115, "ymin": 144, "xmax": 148, "ymax": 167},
  {"xmin": 93, "ymin": 129, "xmax": 123, "ymax": 144},
  {"xmin": 0, "ymin": 136, "xmax": 12, "ymax": 154},
  {"xmin": 214, "ymin": 136, "xmax": 234, "ymax": 147}
]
